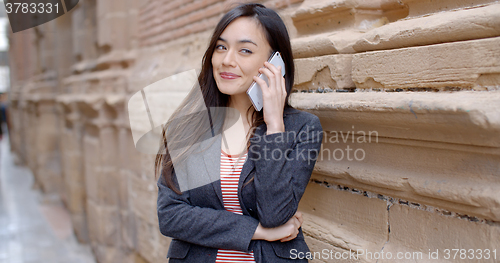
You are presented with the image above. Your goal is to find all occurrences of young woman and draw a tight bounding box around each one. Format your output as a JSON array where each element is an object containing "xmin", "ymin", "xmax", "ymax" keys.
[{"xmin": 156, "ymin": 3, "xmax": 323, "ymax": 262}]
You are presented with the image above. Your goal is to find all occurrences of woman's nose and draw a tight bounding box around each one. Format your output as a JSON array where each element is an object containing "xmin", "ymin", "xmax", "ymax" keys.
[{"xmin": 222, "ymin": 51, "xmax": 237, "ymax": 67}]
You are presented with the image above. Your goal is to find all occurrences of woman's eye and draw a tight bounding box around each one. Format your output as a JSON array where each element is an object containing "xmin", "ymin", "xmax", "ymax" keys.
[
  {"xmin": 215, "ymin": 44, "xmax": 226, "ymax": 50},
  {"xmin": 241, "ymin": 49, "xmax": 253, "ymax": 54}
]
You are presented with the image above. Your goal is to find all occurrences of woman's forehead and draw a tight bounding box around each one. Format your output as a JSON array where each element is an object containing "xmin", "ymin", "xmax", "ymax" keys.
[{"xmin": 220, "ymin": 17, "xmax": 267, "ymax": 44}]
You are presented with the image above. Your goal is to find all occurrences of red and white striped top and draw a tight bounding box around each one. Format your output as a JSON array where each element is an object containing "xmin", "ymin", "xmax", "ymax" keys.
[{"xmin": 215, "ymin": 149, "xmax": 255, "ymax": 263}]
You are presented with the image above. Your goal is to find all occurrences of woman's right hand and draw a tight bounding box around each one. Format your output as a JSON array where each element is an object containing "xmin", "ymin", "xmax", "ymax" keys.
[
  {"xmin": 279, "ymin": 211, "xmax": 303, "ymax": 242},
  {"xmin": 252, "ymin": 211, "xmax": 303, "ymax": 242}
]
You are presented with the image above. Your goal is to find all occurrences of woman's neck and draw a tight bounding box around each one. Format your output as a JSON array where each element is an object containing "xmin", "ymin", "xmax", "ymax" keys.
[
  {"xmin": 228, "ymin": 93, "xmax": 255, "ymax": 127},
  {"xmin": 220, "ymin": 94, "xmax": 256, "ymax": 153}
]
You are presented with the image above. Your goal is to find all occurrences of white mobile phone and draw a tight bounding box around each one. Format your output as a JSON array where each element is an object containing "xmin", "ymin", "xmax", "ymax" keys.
[{"xmin": 246, "ymin": 51, "xmax": 286, "ymax": 111}]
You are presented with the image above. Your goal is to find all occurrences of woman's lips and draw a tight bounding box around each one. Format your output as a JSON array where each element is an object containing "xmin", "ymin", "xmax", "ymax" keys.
[{"xmin": 220, "ymin": 72, "xmax": 240, "ymax": 79}]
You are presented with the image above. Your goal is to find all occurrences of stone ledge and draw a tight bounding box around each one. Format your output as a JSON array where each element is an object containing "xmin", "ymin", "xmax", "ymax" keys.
[
  {"xmin": 352, "ymin": 36, "xmax": 500, "ymax": 90},
  {"xmin": 290, "ymin": 91, "xmax": 500, "ymax": 146},
  {"xmin": 353, "ymin": 3, "xmax": 500, "ymax": 52},
  {"xmin": 400, "ymin": 0, "xmax": 496, "ymax": 18},
  {"xmin": 311, "ymin": 163, "xmax": 500, "ymax": 221},
  {"xmin": 291, "ymin": 0, "xmax": 407, "ymax": 36}
]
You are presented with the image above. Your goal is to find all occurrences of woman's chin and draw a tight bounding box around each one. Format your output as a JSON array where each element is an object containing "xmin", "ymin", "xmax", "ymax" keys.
[{"xmin": 218, "ymin": 87, "xmax": 247, "ymax": 96}]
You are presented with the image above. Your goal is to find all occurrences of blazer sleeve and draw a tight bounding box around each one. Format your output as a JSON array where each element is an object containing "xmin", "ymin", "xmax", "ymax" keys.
[
  {"xmin": 249, "ymin": 114, "xmax": 323, "ymax": 228},
  {"xmin": 157, "ymin": 173, "xmax": 260, "ymax": 252}
]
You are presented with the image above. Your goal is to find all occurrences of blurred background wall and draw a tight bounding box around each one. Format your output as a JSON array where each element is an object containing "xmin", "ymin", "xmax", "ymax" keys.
[{"xmin": 6, "ymin": 0, "xmax": 500, "ymax": 262}]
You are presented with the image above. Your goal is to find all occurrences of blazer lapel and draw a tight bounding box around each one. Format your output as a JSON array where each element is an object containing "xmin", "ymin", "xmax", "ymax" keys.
[
  {"xmin": 238, "ymin": 126, "xmax": 262, "ymax": 189},
  {"xmin": 200, "ymin": 132, "xmax": 224, "ymax": 206}
]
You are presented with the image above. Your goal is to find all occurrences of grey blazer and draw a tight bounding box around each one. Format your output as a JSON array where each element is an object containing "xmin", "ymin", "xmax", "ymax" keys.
[{"xmin": 157, "ymin": 106, "xmax": 323, "ymax": 262}]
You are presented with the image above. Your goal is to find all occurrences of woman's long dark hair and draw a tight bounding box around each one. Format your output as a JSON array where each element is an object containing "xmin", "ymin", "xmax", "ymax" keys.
[{"xmin": 155, "ymin": 3, "xmax": 296, "ymax": 194}]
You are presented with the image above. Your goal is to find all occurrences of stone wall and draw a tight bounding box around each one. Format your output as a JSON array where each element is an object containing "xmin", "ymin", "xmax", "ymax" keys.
[{"xmin": 7, "ymin": 0, "xmax": 500, "ymax": 262}]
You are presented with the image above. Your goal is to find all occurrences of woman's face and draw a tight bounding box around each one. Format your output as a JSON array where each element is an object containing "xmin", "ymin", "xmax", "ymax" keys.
[{"xmin": 211, "ymin": 17, "xmax": 272, "ymax": 97}]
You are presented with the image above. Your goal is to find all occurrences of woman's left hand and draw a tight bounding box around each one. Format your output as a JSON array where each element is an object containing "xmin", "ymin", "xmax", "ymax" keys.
[{"xmin": 253, "ymin": 61, "xmax": 286, "ymax": 135}]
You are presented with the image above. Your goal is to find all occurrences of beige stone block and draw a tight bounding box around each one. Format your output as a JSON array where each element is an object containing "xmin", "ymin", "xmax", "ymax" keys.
[
  {"xmin": 162, "ymin": 0, "xmax": 215, "ymax": 23},
  {"xmin": 100, "ymin": 127, "xmax": 118, "ymax": 166},
  {"xmin": 98, "ymin": 15, "xmax": 129, "ymax": 50},
  {"xmin": 291, "ymin": 91, "xmax": 500, "ymax": 147},
  {"xmin": 35, "ymin": 128, "xmax": 58, "ymax": 152},
  {"xmin": 93, "ymin": 245, "xmax": 135, "ymax": 263},
  {"xmin": 118, "ymin": 169, "xmax": 130, "ymax": 209},
  {"xmin": 133, "ymin": 252, "xmax": 149, "ymax": 263},
  {"xmin": 55, "ymin": 13, "xmax": 74, "ymax": 80},
  {"xmin": 294, "ymin": 54, "xmax": 354, "ymax": 90},
  {"xmin": 87, "ymin": 200, "xmax": 121, "ymax": 247},
  {"xmin": 97, "ymin": 205, "xmax": 120, "ymax": 246},
  {"xmin": 291, "ymin": 33, "xmax": 342, "ymax": 58},
  {"xmin": 136, "ymin": 217, "xmax": 160, "ymax": 263},
  {"xmin": 292, "ymin": 1, "xmax": 500, "ymax": 57},
  {"xmin": 97, "ymin": 0, "xmax": 128, "ymax": 16},
  {"xmin": 166, "ymin": 14, "xmax": 221, "ymax": 41},
  {"xmin": 92, "ymin": 244, "xmax": 108, "ymax": 263},
  {"xmin": 86, "ymin": 200, "xmax": 100, "ymax": 244},
  {"xmin": 37, "ymin": 165, "xmax": 62, "ymax": 194},
  {"xmin": 291, "ymin": 0, "xmax": 407, "ymax": 36},
  {"xmin": 120, "ymin": 126, "xmax": 143, "ymax": 174},
  {"xmin": 299, "ymin": 183, "xmax": 388, "ymax": 254},
  {"xmin": 99, "ymin": 167, "xmax": 120, "ymax": 206},
  {"xmin": 117, "ymin": 128, "xmax": 131, "ymax": 170},
  {"xmin": 128, "ymin": 172, "xmax": 157, "ymax": 224},
  {"xmin": 401, "ymin": 0, "xmax": 496, "ymax": 18},
  {"xmin": 315, "ymin": 140, "xmax": 500, "ymax": 220},
  {"xmin": 62, "ymin": 152, "xmax": 83, "ymax": 186},
  {"xmin": 83, "ymin": 136, "xmax": 100, "ymax": 202},
  {"xmin": 352, "ymin": 37, "xmax": 500, "ymax": 90},
  {"xmin": 353, "ymin": 3, "xmax": 500, "ymax": 52},
  {"xmin": 120, "ymin": 210, "xmax": 137, "ymax": 251},
  {"xmin": 161, "ymin": 1, "xmax": 223, "ymax": 34},
  {"xmin": 82, "ymin": 4, "xmax": 98, "ymax": 62},
  {"xmin": 63, "ymin": 178, "xmax": 84, "ymax": 215},
  {"xmin": 158, "ymin": 234, "xmax": 172, "ymax": 260},
  {"xmin": 129, "ymin": 32, "xmax": 209, "ymax": 92},
  {"xmin": 65, "ymin": 181, "xmax": 85, "ymax": 214},
  {"xmin": 71, "ymin": 213, "xmax": 90, "ymax": 243},
  {"xmin": 305, "ymin": 236, "xmax": 368, "ymax": 263},
  {"xmin": 71, "ymin": 6, "xmax": 85, "ymax": 59},
  {"xmin": 380, "ymin": 204, "xmax": 500, "ymax": 262}
]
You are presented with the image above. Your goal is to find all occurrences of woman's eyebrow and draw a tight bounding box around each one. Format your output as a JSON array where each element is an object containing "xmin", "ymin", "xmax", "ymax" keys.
[{"xmin": 218, "ymin": 37, "xmax": 258, "ymax": 46}]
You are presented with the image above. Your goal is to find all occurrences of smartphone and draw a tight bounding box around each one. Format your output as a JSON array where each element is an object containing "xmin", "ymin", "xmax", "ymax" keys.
[{"xmin": 246, "ymin": 51, "xmax": 286, "ymax": 111}]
